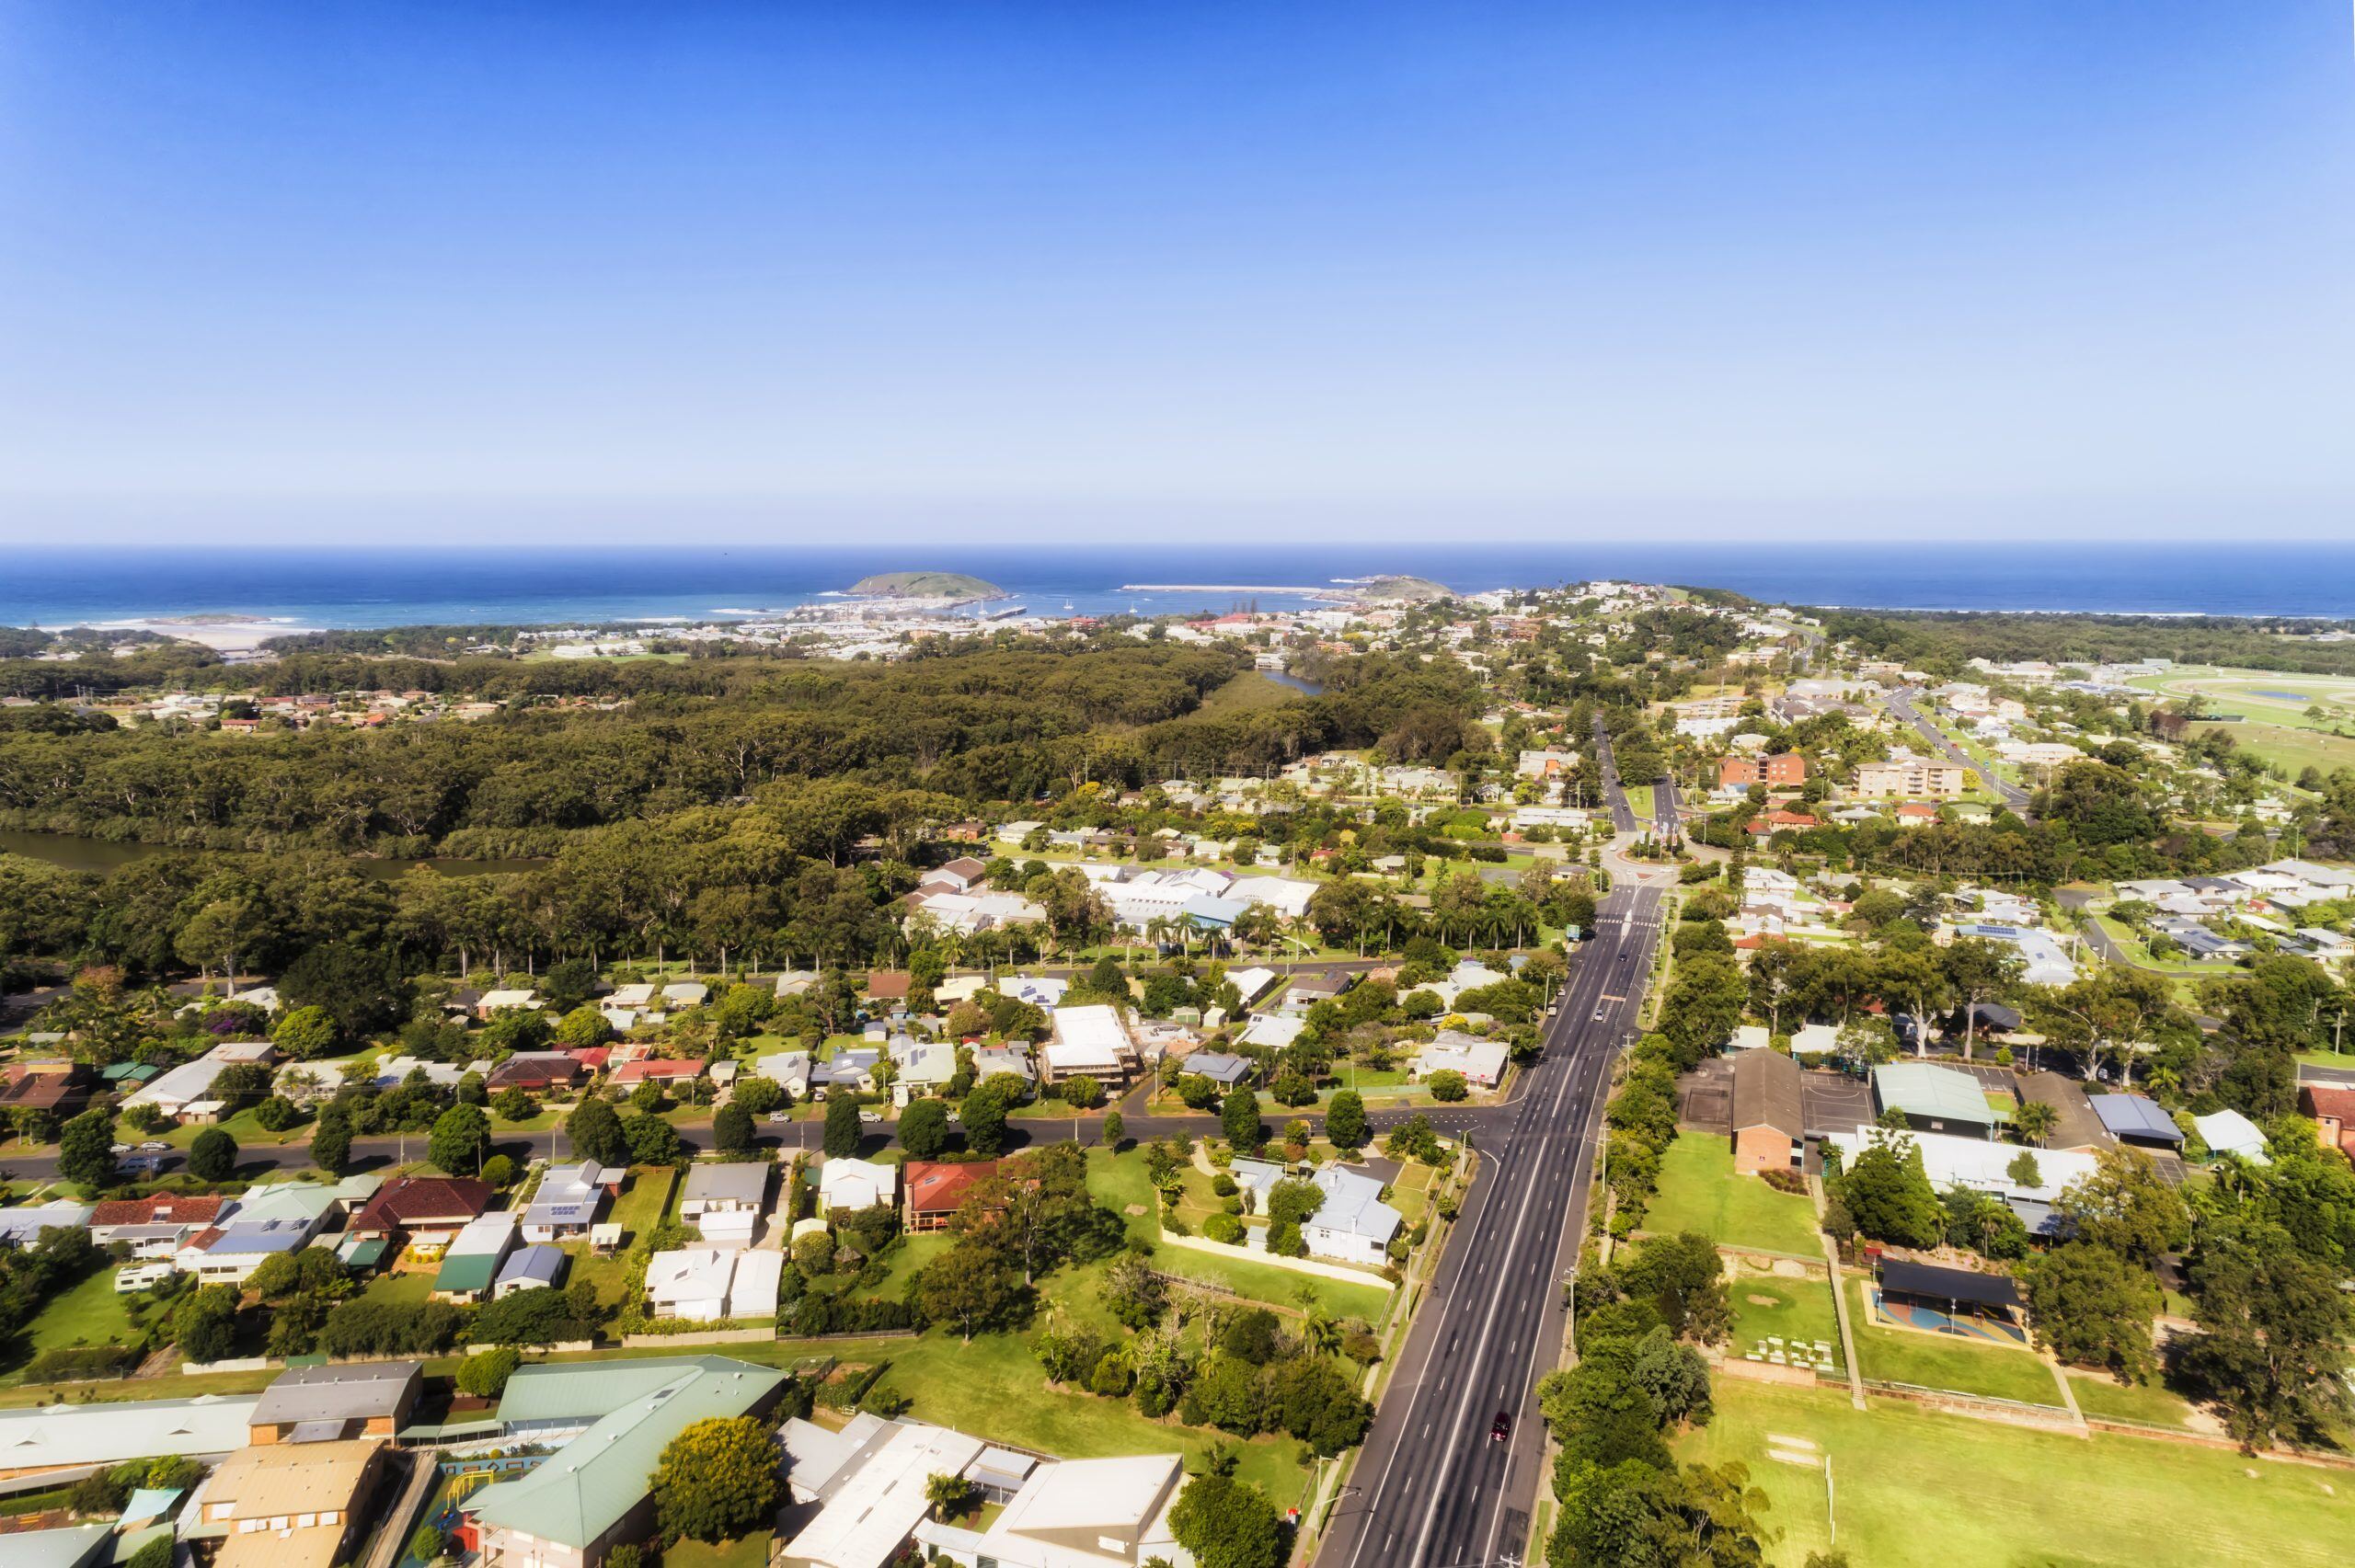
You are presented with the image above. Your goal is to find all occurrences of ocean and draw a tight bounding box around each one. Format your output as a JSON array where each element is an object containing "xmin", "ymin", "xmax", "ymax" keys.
[{"xmin": 6, "ymin": 543, "xmax": 2354, "ymax": 630}]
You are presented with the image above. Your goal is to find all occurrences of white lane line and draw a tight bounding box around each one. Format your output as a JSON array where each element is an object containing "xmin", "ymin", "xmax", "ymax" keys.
[
  {"xmin": 1404, "ymin": 982, "xmax": 1603, "ymax": 1565},
  {"xmin": 1340, "ymin": 1140, "xmax": 1514, "ymax": 1568}
]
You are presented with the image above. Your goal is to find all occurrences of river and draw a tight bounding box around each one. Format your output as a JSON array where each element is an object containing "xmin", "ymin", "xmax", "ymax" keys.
[{"xmin": 0, "ymin": 830, "xmax": 542, "ymax": 879}]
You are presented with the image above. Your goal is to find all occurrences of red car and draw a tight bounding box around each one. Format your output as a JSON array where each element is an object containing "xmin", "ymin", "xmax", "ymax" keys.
[{"xmin": 1489, "ymin": 1412, "xmax": 1511, "ymax": 1444}]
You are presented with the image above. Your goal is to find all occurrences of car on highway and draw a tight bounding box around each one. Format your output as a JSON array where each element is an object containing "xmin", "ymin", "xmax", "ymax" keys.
[
  {"xmin": 1490, "ymin": 1412, "xmax": 1511, "ymax": 1443},
  {"xmin": 1591, "ymin": 1007, "xmax": 1606, "ymax": 1023}
]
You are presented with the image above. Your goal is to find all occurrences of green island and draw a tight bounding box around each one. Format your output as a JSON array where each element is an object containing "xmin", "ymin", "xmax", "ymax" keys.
[
  {"xmin": 844, "ymin": 569, "xmax": 1006, "ymax": 599},
  {"xmin": 1356, "ymin": 574, "xmax": 1454, "ymax": 602}
]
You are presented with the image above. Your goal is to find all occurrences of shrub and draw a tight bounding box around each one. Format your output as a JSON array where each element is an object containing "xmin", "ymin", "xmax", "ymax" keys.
[
  {"xmin": 1202, "ymin": 1213, "xmax": 1245, "ymax": 1244},
  {"xmin": 457, "ymin": 1345, "xmax": 521, "ymax": 1398},
  {"xmin": 24, "ymin": 1345, "xmax": 139, "ymax": 1382}
]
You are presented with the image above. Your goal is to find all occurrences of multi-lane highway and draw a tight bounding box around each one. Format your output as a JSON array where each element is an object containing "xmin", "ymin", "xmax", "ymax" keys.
[{"xmin": 1318, "ymin": 730, "xmax": 1671, "ymax": 1568}]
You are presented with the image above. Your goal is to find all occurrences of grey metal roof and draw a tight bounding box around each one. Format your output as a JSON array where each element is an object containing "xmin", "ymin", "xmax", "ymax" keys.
[
  {"xmin": 682, "ymin": 1162, "xmax": 772, "ymax": 1206},
  {"xmin": 2090, "ymin": 1093, "xmax": 2182, "ymax": 1143},
  {"xmin": 251, "ymin": 1360, "xmax": 420, "ymax": 1427},
  {"xmin": 496, "ymin": 1244, "xmax": 570, "ymax": 1290}
]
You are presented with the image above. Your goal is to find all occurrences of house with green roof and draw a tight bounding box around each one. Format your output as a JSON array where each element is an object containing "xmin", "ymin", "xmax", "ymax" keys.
[
  {"xmin": 491, "ymin": 1354, "xmax": 769, "ymax": 1436},
  {"xmin": 1872, "ymin": 1060, "xmax": 2008, "ymax": 1139},
  {"xmin": 461, "ymin": 1357, "xmax": 787, "ymax": 1567}
]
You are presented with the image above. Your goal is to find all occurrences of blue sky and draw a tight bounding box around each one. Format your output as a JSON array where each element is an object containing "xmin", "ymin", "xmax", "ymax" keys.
[{"xmin": 1, "ymin": 3, "xmax": 2349, "ymax": 544}]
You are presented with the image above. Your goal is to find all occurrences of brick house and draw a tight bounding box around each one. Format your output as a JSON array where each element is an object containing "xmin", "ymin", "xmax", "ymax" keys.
[
  {"xmin": 902, "ymin": 1160, "xmax": 999, "ymax": 1232},
  {"xmin": 1730, "ymin": 1050, "xmax": 1804, "ymax": 1174}
]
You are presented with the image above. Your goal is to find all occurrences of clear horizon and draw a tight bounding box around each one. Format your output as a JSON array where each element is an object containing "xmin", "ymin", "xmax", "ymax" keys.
[{"xmin": 4, "ymin": 4, "xmax": 2351, "ymax": 546}]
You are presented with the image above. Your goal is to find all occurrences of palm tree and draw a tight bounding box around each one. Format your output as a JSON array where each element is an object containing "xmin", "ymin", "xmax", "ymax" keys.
[
  {"xmin": 924, "ymin": 1471, "xmax": 973, "ymax": 1520},
  {"xmin": 2012, "ymin": 1099, "xmax": 2059, "ymax": 1149}
]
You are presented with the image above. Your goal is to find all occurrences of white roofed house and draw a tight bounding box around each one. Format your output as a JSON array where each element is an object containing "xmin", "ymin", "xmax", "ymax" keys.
[
  {"xmin": 969, "ymin": 1044, "xmax": 1037, "ymax": 1084},
  {"xmin": 644, "ymin": 1248, "xmax": 782, "ymax": 1322},
  {"xmin": 2193, "ymin": 1109, "xmax": 2270, "ymax": 1166},
  {"xmin": 756, "ymin": 1049, "xmax": 813, "ymax": 1099},
  {"xmin": 1238, "ymin": 1013, "xmax": 1304, "ymax": 1052},
  {"xmin": 893, "ymin": 1043, "xmax": 960, "ymax": 1096},
  {"xmin": 475, "ymin": 987, "xmax": 543, "ymax": 1020},
  {"xmin": 818, "ymin": 1157, "xmax": 898, "ymax": 1215},
  {"xmin": 176, "ymin": 1183, "xmax": 340, "ymax": 1284},
  {"xmin": 1412, "ymin": 1031, "xmax": 1511, "ymax": 1089},
  {"xmin": 780, "ymin": 1414, "xmax": 1190, "ymax": 1568},
  {"xmin": 522, "ymin": 1161, "xmax": 618, "ymax": 1242},
  {"xmin": 0, "ymin": 1201, "xmax": 93, "ymax": 1248},
  {"xmin": 1223, "ymin": 876, "xmax": 1321, "ymax": 922},
  {"xmin": 1301, "ymin": 1165, "xmax": 1404, "ymax": 1268},
  {"xmin": 1042, "ymin": 1003, "xmax": 1136, "ymax": 1085},
  {"xmin": 680, "ymin": 1162, "xmax": 771, "ymax": 1249},
  {"xmin": 122, "ymin": 1040, "xmax": 277, "ymax": 1121}
]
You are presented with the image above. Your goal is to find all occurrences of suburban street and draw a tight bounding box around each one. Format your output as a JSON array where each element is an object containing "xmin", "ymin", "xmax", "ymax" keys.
[
  {"xmin": 0, "ymin": 1093, "xmax": 1533, "ymax": 1187},
  {"xmin": 1888, "ymin": 686, "xmax": 2032, "ymax": 810},
  {"xmin": 1316, "ymin": 734, "xmax": 1671, "ymax": 1568}
]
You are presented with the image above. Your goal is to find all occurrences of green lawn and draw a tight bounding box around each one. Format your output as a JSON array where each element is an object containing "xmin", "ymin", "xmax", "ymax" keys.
[
  {"xmin": 2067, "ymin": 1371, "xmax": 2202, "ymax": 1430},
  {"xmin": 8, "ymin": 1265, "xmax": 143, "ymax": 1379},
  {"xmin": 143, "ymin": 1105, "xmax": 311, "ymax": 1150},
  {"xmin": 1845, "ymin": 1279, "xmax": 2060, "ymax": 1405},
  {"xmin": 568, "ymin": 1166, "xmax": 678, "ymax": 1310},
  {"xmin": 614, "ymin": 1166, "xmax": 677, "ymax": 1240},
  {"xmin": 662, "ymin": 1533, "xmax": 773, "ymax": 1568},
  {"xmin": 861, "ymin": 1232, "xmax": 949, "ymax": 1304},
  {"xmin": 357, "ymin": 1271, "xmax": 436, "ymax": 1309},
  {"xmin": 837, "ymin": 1327, "xmax": 1312, "ymax": 1510},
  {"xmin": 1683, "ymin": 1379, "xmax": 2347, "ymax": 1566},
  {"xmin": 1640, "ymin": 1137, "xmax": 1821, "ymax": 1255},
  {"xmin": 1084, "ymin": 1148, "xmax": 1394, "ymax": 1322},
  {"xmin": 2193, "ymin": 721, "xmax": 2355, "ymax": 782},
  {"xmin": 1725, "ymin": 1272, "xmax": 1841, "ymax": 1368}
]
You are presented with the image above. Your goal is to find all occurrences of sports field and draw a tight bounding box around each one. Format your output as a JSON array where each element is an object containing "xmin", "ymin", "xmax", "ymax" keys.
[
  {"xmin": 1682, "ymin": 1379, "xmax": 2350, "ymax": 1566},
  {"xmin": 2130, "ymin": 666, "xmax": 2355, "ymax": 778},
  {"xmin": 2128, "ymin": 665, "xmax": 2355, "ymax": 722}
]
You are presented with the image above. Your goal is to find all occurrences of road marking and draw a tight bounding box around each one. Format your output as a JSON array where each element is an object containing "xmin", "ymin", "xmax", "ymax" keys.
[{"xmin": 1402, "ymin": 901, "xmax": 1644, "ymax": 1567}]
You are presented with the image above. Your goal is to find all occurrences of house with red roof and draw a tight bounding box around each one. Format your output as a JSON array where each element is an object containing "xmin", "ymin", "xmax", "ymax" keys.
[
  {"xmin": 348, "ymin": 1176, "xmax": 493, "ymax": 1247},
  {"xmin": 1748, "ymin": 809, "xmax": 1821, "ymax": 838},
  {"xmin": 2301, "ymin": 1084, "xmax": 2355, "ymax": 1164},
  {"xmin": 902, "ymin": 1160, "xmax": 1000, "ymax": 1233},
  {"xmin": 608, "ymin": 1057, "xmax": 707, "ymax": 1086},
  {"xmin": 89, "ymin": 1194, "xmax": 229, "ymax": 1255},
  {"xmin": 486, "ymin": 1051, "xmax": 587, "ymax": 1093}
]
